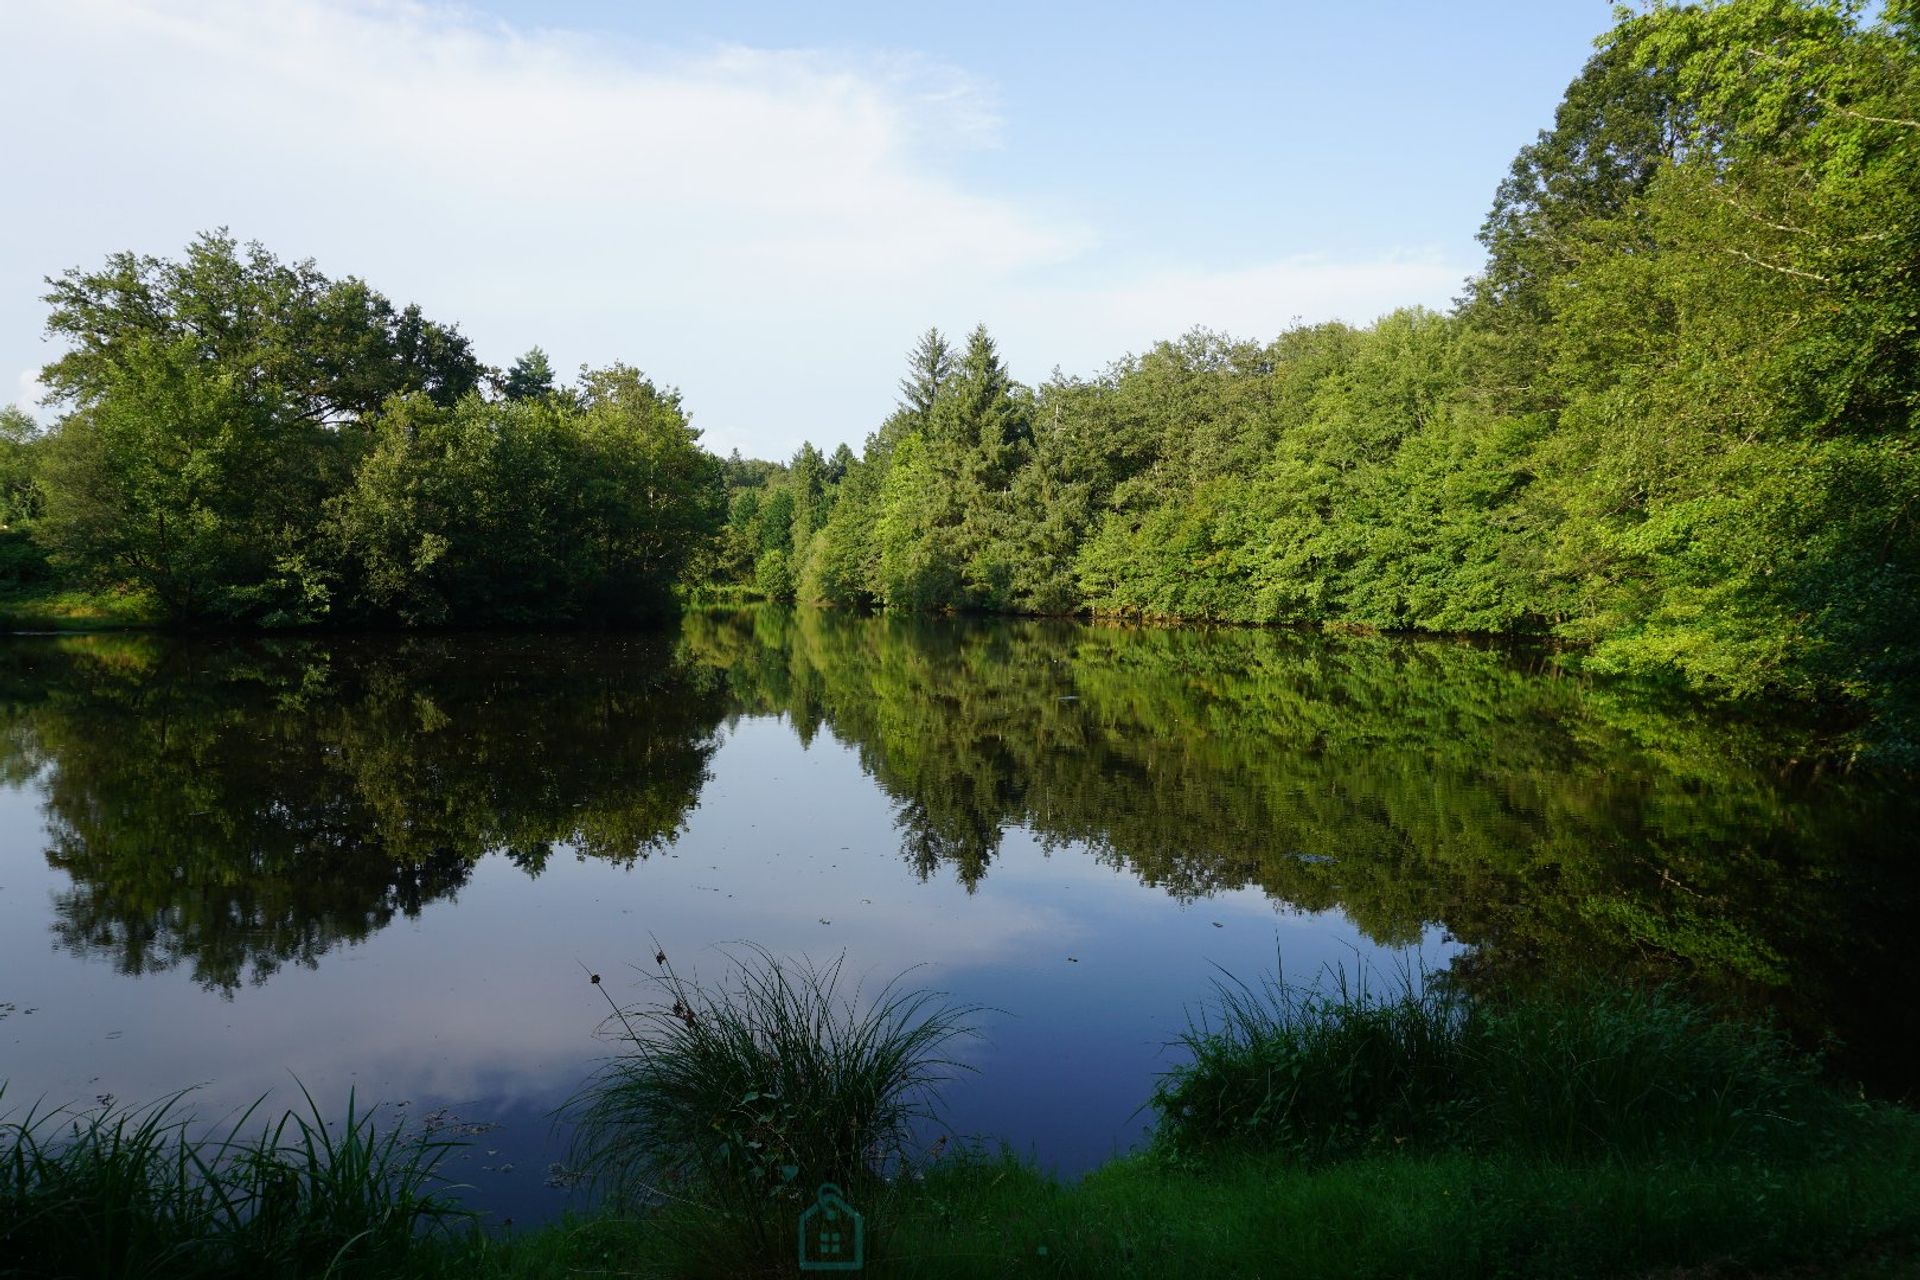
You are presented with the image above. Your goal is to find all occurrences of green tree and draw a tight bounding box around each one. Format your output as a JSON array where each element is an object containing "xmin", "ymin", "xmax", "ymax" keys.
[
  {"xmin": 1517, "ymin": 0, "xmax": 1920, "ymax": 745},
  {"xmin": 30, "ymin": 233, "xmax": 483, "ymax": 621},
  {"xmin": 331, "ymin": 366, "xmax": 722, "ymax": 624},
  {"xmin": 0, "ymin": 405, "xmax": 49, "ymax": 586},
  {"xmin": 39, "ymin": 230, "xmax": 481, "ymax": 428},
  {"xmin": 1469, "ymin": 12, "xmax": 1684, "ymax": 337},
  {"xmin": 788, "ymin": 442, "xmax": 831, "ymax": 552},
  {"xmin": 897, "ymin": 327, "xmax": 954, "ymax": 425},
  {"xmin": 0, "ymin": 405, "xmax": 42, "ymax": 530},
  {"xmin": 35, "ymin": 334, "xmax": 331, "ymax": 620},
  {"xmin": 501, "ymin": 346, "xmax": 557, "ymax": 401},
  {"xmin": 826, "ymin": 443, "xmax": 855, "ymax": 484},
  {"xmin": 873, "ymin": 432, "xmax": 962, "ymax": 610},
  {"xmin": 803, "ymin": 451, "xmax": 884, "ymax": 606},
  {"xmin": 755, "ymin": 547, "xmax": 795, "ymax": 603},
  {"xmin": 570, "ymin": 364, "xmax": 727, "ymax": 617}
]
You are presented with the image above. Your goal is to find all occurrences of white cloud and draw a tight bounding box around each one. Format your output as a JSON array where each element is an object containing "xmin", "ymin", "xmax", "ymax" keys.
[
  {"xmin": 0, "ymin": 0, "xmax": 1471, "ymax": 457},
  {"xmin": 11, "ymin": 370, "xmax": 44, "ymax": 417},
  {"xmin": 997, "ymin": 252, "xmax": 1468, "ymax": 379}
]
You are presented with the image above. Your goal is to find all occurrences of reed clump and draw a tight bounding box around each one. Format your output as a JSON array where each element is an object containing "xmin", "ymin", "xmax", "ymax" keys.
[{"xmin": 566, "ymin": 944, "xmax": 980, "ymax": 1273}]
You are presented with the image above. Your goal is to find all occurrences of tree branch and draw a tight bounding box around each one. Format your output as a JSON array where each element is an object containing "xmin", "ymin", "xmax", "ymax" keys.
[
  {"xmin": 1722, "ymin": 247, "xmax": 1830, "ymax": 284},
  {"xmin": 1832, "ymin": 105, "xmax": 1920, "ymax": 131}
]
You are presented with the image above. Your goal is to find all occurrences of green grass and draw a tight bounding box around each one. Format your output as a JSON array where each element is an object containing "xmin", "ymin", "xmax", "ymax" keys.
[
  {"xmin": 389, "ymin": 1125, "xmax": 1920, "ymax": 1279},
  {"xmin": 0, "ymin": 1085, "xmax": 468, "ymax": 1280},
  {"xmin": 1152, "ymin": 968, "xmax": 1472, "ymax": 1162},
  {"xmin": 679, "ymin": 583, "xmax": 770, "ymax": 607},
  {"xmin": 863, "ymin": 1130, "xmax": 1920, "ymax": 1279},
  {"xmin": 0, "ymin": 581, "xmax": 158, "ymax": 631}
]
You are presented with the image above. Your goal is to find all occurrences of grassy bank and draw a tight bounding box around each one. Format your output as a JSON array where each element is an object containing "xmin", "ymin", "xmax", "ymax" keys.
[
  {"xmin": 0, "ymin": 581, "xmax": 157, "ymax": 631},
  {"xmin": 679, "ymin": 583, "xmax": 770, "ymax": 607},
  {"xmin": 6, "ymin": 963, "xmax": 1918, "ymax": 1279},
  {"xmin": 16, "ymin": 1133, "xmax": 1913, "ymax": 1279},
  {"xmin": 415, "ymin": 1136, "xmax": 1920, "ymax": 1280}
]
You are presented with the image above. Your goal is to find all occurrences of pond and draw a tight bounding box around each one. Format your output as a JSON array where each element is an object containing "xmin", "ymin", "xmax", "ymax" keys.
[{"xmin": 1, "ymin": 606, "xmax": 1914, "ymax": 1224}]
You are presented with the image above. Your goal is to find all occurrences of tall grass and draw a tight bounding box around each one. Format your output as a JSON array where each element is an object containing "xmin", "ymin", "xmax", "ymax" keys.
[
  {"xmin": 566, "ymin": 945, "xmax": 980, "ymax": 1272},
  {"xmin": 1468, "ymin": 983, "xmax": 1844, "ymax": 1160},
  {"xmin": 1152, "ymin": 966, "xmax": 1850, "ymax": 1164},
  {"xmin": 1150, "ymin": 967, "xmax": 1470, "ymax": 1162},
  {"xmin": 0, "ymin": 1085, "xmax": 467, "ymax": 1280}
]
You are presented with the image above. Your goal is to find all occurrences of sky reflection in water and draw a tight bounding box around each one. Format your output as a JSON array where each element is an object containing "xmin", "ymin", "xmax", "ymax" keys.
[{"xmin": 1, "ymin": 609, "xmax": 1912, "ymax": 1223}]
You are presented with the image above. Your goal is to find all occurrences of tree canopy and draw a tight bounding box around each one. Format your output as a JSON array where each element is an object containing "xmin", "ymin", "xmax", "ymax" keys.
[
  {"xmin": 16, "ymin": 233, "xmax": 721, "ymax": 626},
  {"xmin": 699, "ymin": 0, "xmax": 1920, "ymax": 758}
]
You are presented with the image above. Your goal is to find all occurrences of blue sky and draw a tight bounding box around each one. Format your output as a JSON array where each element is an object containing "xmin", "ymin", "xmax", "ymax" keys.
[
  {"xmin": 478, "ymin": 1, "xmax": 1606, "ymax": 269},
  {"xmin": 1, "ymin": 1, "xmax": 1614, "ymax": 457}
]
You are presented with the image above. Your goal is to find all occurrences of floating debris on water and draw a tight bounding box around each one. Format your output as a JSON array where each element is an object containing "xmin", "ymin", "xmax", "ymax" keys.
[
  {"xmin": 545, "ymin": 1162, "xmax": 589, "ymax": 1189},
  {"xmin": 421, "ymin": 1108, "xmax": 501, "ymax": 1137}
]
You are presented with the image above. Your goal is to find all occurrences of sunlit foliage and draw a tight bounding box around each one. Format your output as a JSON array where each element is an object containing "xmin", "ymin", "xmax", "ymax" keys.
[{"xmin": 704, "ymin": 2, "xmax": 1919, "ymax": 754}]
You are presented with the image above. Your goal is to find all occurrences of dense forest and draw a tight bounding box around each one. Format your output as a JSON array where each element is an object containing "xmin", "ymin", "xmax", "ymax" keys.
[
  {"xmin": 2, "ymin": 2, "xmax": 1915, "ymax": 749},
  {"xmin": 700, "ymin": 1, "xmax": 1920, "ymax": 754}
]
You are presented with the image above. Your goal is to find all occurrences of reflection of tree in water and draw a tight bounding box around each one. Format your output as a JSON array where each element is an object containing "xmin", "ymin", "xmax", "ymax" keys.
[
  {"xmin": 4, "ymin": 611, "xmax": 1913, "ymax": 1093},
  {"xmin": 1, "ymin": 634, "xmax": 726, "ymax": 993},
  {"xmin": 684, "ymin": 607, "xmax": 1920, "ymax": 1098},
  {"xmin": 895, "ymin": 795, "xmax": 999, "ymax": 890}
]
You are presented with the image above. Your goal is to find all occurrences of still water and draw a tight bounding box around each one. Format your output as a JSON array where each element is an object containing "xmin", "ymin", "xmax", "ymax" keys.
[{"xmin": 1, "ymin": 607, "xmax": 1914, "ymax": 1222}]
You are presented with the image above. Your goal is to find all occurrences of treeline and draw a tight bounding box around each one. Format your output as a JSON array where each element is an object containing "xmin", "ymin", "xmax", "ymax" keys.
[
  {"xmin": 1, "ymin": 234, "xmax": 721, "ymax": 626},
  {"xmin": 708, "ymin": 1, "xmax": 1920, "ymax": 750}
]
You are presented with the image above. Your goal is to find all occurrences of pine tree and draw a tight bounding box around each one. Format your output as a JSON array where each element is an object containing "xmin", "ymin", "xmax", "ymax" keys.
[
  {"xmin": 502, "ymin": 347, "xmax": 556, "ymax": 401},
  {"xmin": 898, "ymin": 328, "xmax": 954, "ymax": 422},
  {"xmin": 789, "ymin": 442, "xmax": 831, "ymax": 550},
  {"xmin": 952, "ymin": 323, "xmax": 1030, "ymax": 467}
]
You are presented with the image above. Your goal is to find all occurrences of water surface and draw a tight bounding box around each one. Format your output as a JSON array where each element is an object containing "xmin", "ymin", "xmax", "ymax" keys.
[{"xmin": 1, "ymin": 608, "xmax": 1913, "ymax": 1221}]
